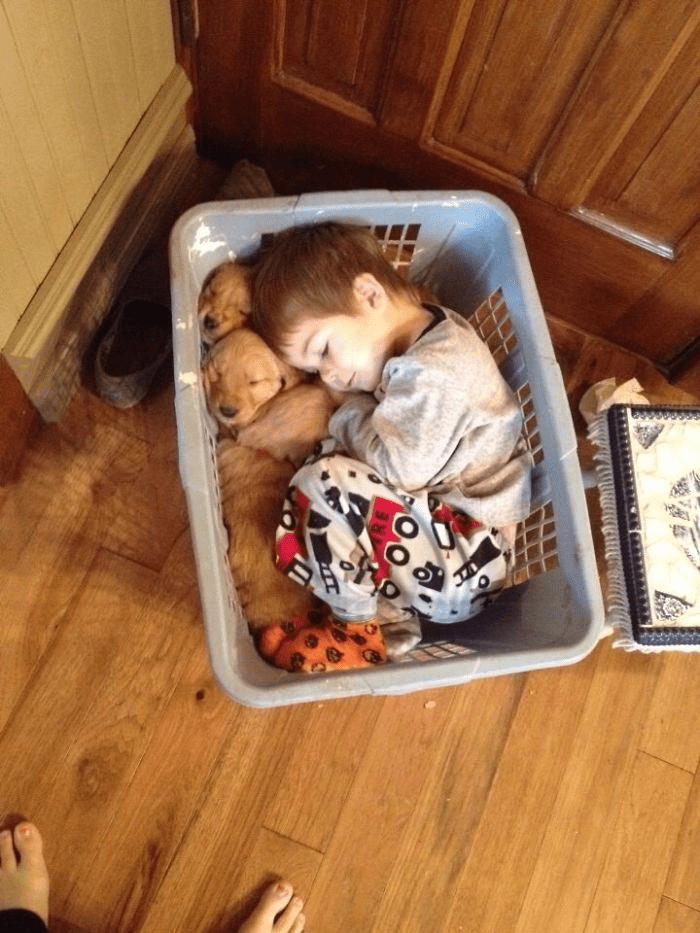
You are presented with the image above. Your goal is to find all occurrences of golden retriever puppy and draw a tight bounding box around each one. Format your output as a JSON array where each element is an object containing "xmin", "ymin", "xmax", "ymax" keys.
[
  {"xmin": 236, "ymin": 381, "xmax": 336, "ymax": 466},
  {"xmin": 198, "ymin": 260, "xmax": 252, "ymax": 345},
  {"xmin": 218, "ymin": 442, "xmax": 316, "ymax": 631},
  {"xmin": 217, "ymin": 382, "xmax": 336, "ymax": 631},
  {"xmin": 202, "ymin": 327, "xmax": 305, "ymax": 434}
]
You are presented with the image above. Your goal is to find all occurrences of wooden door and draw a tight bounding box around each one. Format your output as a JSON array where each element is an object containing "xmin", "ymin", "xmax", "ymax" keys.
[{"xmin": 194, "ymin": 0, "xmax": 700, "ymax": 372}]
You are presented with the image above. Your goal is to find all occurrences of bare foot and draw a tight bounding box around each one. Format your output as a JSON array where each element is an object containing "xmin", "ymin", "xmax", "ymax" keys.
[
  {"xmin": 239, "ymin": 881, "xmax": 305, "ymax": 933},
  {"xmin": 0, "ymin": 823, "xmax": 50, "ymax": 926}
]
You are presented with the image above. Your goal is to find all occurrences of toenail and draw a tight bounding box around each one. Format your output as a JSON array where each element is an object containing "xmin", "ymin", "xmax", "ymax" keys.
[
  {"xmin": 275, "ymin": 882, "xmax": 291, "ymax": 898},
  {"xmin": 18, "ymin": 825, "xmax": 31, "ymax": 837}
]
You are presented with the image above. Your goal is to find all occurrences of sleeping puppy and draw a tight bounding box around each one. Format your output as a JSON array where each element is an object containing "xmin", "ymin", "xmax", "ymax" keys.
[
  {"xmin": 217, "ymin": 381, "xmax": 336, "ymax": 631},
  {"xmin": 202, "ymin": 327, "xmax": 306, "ymax": 434},
  {"xmin": 198, "ymin": 260, "xmax": 253, "ymax": 345}
]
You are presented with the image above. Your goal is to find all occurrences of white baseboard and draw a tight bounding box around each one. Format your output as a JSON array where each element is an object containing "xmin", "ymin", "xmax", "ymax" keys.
[{"xmin": 3, "ymin": 64, "xmax": 195, "ymax": 421}]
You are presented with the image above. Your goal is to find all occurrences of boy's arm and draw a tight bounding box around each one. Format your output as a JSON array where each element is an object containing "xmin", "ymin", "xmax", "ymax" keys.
[{"xmin": 330, "ymin": 369, "xmax": 521, "ymax": 493}]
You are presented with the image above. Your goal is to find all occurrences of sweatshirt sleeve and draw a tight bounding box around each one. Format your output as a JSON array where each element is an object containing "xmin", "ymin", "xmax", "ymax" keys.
[{"xmin": 329, "ymin": 319, "xmax": 525, "ymax": 493}]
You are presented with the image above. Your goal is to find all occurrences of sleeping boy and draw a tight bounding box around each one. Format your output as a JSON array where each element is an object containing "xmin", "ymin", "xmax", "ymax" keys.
[{"xmin": 250, "ymin": 221, "xmax": 532, "ymax": 671}]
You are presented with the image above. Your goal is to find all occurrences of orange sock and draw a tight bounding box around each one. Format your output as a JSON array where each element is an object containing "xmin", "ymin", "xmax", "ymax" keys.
[{"xmin": 257, "ymin": 610, "xmax": 387, "ymax": 672}]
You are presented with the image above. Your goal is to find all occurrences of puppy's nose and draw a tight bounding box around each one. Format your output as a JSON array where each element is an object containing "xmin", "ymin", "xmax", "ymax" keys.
[
  {"xmin": 218, "ymin": 405, "xmax": 238, "ymax": 419},
  {"xmin": 203, "ymin": 314, "xmax": 217, "ymax": 331}
]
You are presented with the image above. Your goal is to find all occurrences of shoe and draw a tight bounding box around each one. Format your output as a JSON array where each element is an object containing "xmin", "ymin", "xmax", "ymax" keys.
[{"xmin": 94, "ymin": 250, "xmax": 172, "ymax": 408}]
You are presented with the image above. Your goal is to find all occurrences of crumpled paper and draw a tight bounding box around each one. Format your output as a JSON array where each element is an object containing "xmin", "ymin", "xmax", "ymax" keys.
[{"xmin": 579, "ymin": 377, "xmax": 649, "ymax": 426}]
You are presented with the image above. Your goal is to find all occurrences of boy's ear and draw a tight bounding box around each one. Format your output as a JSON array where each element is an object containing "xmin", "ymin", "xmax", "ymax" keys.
[{"xmin": 353, "ymin": 273, "xmax": 384, "ymax": 309}]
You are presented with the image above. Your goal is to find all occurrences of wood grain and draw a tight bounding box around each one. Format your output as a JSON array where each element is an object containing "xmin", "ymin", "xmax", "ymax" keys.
[
  {"xmin": 584, "ymin": 752, "xmax": 692, "ymax": 933},
  {"xmin": 665, "ymin": 770, "xmax": 700, "ymax": 912},
  {"xmin": 0, "ymin": 230, "xmax": 699, "ymax": 932},
  {"xmin": 195, "ymin": 0, "xmax": 700, "ymax": 367},
  {"xmin": 654, "ymin": 897, "xmax": 700, "ymax": 933}
]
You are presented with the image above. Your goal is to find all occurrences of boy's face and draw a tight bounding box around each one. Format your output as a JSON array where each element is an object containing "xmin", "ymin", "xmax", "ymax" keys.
[{"xmin": 282, "ymin": 277, "xmax": 392, "ymax": 393}]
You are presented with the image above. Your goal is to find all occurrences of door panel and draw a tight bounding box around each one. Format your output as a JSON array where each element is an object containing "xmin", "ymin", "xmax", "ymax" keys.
[
  {"xmin": 532, "ymin": 0, "xmax": 700, "ymax": 225},
  {"xmin": 195, "ymin": 0, "xmax": 700, "ymax": 369},
  {"xmin": 433, "ymin": 0, "xmax": 619, "ymax": 181},
  {"xmin": 279, "ymin": 0, "xmax": 403, "ymax": 117}
]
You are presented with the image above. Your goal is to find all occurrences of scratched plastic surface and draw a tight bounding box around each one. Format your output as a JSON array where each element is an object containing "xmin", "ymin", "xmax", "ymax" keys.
[{"xmin": 169, "ymin": 191, "xmax": 604, "ymax": 707}]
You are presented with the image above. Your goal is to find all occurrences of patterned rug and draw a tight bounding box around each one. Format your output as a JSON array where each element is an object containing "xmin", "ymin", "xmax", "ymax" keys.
[{"xmin": 591, "ymin": 404, "xmax": 700, "ymax": 650}]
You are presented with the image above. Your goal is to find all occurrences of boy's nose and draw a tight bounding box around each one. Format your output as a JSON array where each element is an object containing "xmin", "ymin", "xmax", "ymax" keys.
[{"xmin": 319, "ymin": 360, "xmax": 335, "ymax": 381}]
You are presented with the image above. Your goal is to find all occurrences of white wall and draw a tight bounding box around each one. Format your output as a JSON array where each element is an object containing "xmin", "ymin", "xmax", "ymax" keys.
[{"xmin": 0, "ymin": 0, "xmax": 176, "ymax": 348}]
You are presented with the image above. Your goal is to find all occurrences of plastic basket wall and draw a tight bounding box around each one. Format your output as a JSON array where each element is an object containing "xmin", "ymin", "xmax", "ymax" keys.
[{"xmin": 170, "ymin": 191, "xmax": 604, "ymax": 707}]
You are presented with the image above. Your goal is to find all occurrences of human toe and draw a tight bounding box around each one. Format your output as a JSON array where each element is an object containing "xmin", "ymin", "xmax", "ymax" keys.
[
  {"xmin": 274, "ymin": 895, "xmax": 304, "ymax": 933},
  {"xmin": 0, "ymin": 829, "xmax": 16, "ymax": 869},
  {"xmin": 239, "ymin": 881, "xmax": 294, "ymax": 933},
  {"xmin": 0, "ymin": 823, "xmax": 49, "ymax": 926},
  {"xmin": 14, "ymin": 823, "xmax": 46, "ymax": 874},
  {"xmin": 284, "ymin": 907, "xmax": 305, "ymax": 933}
]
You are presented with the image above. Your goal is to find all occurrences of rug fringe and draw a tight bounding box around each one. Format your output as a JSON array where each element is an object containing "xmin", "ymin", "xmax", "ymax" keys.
[{"xmin": 589, "ymin": 413, "xmax": 655, "ymax": 652}]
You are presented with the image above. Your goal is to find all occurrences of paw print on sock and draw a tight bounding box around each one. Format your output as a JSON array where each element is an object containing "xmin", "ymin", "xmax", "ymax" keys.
[{"xmin": 363, "ymin": 649, "xmax": 384, "ymax": 665}]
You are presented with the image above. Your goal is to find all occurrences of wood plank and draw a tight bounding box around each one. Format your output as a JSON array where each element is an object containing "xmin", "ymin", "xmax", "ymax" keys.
[
  {"xmin": 123, "ymin": 0, "xmax": 176, "ymax": 107},
  {"xmin": 608, "ymin": 223, "xmax": 700, "ymax": 365},
  {"xmin": 546, "ymin": 317, "xmax": 698, "ymax": 429},
  {"xmin": 0, "ymin": 199, "xmax": 40, "ymax": 345},
  {"xmin": 52, "ymin": 581, "xmax": 229, "ymax": 931},
  {"xmin": 513, "ymin": 641, "xmax": 663, "ymax": 933},
  {"xmin": 0, "ymin": 5, "xmax": 73, "ymax": 250},
  {"xmin": 586, "ymin": 22, "xmax": 700, "ymax": 246},
  {"xmin": 438, "ymin": 655, "xmax": 597, "ymax": 933},
  {"xmin": 640, "ymin": 652, "xmax": 700, "ymax": 774},
  {"xmin": 0, "ymin": 422, "xmax": 139, "ymax": 728},
  {"xmin": 297, "ymin": 688, "xmax": 465, "ymax": 933},
  {"xmin": 223, "ymin": 827, "xmax": 322, "ymax": 933},
  {"xmin": 665, "ymin": 769, "xmax": 700, "ymax": 912},
  {"xmin": 70, "ymin": 0, "xmax": 141, "ymax": 163},
  {"xmin": 534, "ymin": 0, "xmax": 700, "ymax": 209},
  {"xmin": 377, "ymin": 0, "xmax": 463, "ymax": 138},
  {"xmin": 262, "ymin": 695, "xmax": 384, "ymax": 852},
  {"xmin": 282, "ymin": 679, "xmax": 519, "ymax": 933},
  {"xmin": 0, "ymin": 547, "xmax": 197, "ymax": 898},
  {"xmin": 369, "ymin": 674, "xmax": 526, "ymax": 933},
  {"xmin": 584, "ymin": 751, "xmax": 692, "ymax": 933},
  {"xmin": 135, "ymin": 703, "xmax": 304, "ymax": 933},
  {"xmin": 436, "ymin": 0, "xmax": 620, "ymax": 179},
  {"xmin": 3, "ymin": 158, "xmax": 700, "ymax": 933},
  {"xmin": 654, "ymin": 897, "xmax": 700, "ymax": 933},
  {"xmin": 0, "ymin": 95, "xmax": 57, "ymax": 283},
  {"xmin": 4, "ymin": 0, "xmax": 107, "ymax": 222}
]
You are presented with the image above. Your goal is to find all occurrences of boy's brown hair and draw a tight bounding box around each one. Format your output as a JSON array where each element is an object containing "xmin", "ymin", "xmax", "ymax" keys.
[{"xmin": 250, "ymin": 221, "xmax": 412, "ymax": 353}]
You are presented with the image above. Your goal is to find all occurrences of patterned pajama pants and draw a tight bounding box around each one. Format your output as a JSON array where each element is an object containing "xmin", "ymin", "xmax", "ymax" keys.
[{"xmin": 275, "ymin": 444, "xmax": 510, "ymax": 625}]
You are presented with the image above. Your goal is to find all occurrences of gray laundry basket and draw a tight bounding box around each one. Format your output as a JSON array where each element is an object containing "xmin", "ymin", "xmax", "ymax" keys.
[{"xmin": 169, "ymin": 190, "xmax": 604, "ymax": 707}]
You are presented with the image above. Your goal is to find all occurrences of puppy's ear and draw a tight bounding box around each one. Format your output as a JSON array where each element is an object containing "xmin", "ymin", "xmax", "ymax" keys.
[
  {"xmin": 201, "ymin": 348, "xmax": 220, "ymax": 388},
  {"xmin": 275, "ymin": 354, "xmax": 305, "ymax": 389},
  {"xmin": 238, "ymin": 268, "xmax": 253, "ymax": 318}
]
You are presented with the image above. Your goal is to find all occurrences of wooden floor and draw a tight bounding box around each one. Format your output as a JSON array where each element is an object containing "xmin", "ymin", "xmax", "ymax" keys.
[{"xmin": 2, "ymin": 319, "xmax": 700, "ymax": 933}]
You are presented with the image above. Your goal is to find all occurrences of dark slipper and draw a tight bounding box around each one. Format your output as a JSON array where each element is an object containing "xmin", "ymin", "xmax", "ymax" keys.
[{"xmin": 94, "ymin": 250, "xmax": 172, "ymax": 408}]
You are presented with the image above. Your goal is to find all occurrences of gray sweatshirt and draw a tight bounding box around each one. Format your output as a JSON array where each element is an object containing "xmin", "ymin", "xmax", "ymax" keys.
[{"xmin": 328, "ymin": 306, "xmax": 532, "ymax": 527}]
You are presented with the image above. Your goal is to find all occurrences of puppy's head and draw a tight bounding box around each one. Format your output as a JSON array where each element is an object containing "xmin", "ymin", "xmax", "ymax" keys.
[
  {"xmin": 202, "ymin": 328, "xmax": 304, "ymax": 431},
  {"xmin": 198, "ymin": 260, "xmax": 252, "ymax": 345}
]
